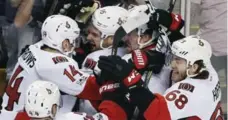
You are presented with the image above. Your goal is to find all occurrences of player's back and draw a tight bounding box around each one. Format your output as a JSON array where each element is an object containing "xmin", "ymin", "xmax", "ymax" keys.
[
  {"xmin": 164, "ymin": 64, "xmax": 223, "ymax": 119},
  {"xmin": 2, "ymin": 42, "xmax": 43, "ymax": 112},
  {"xmin": 2, "ymin": 41, "xmax": 80, "ymax": 112}
]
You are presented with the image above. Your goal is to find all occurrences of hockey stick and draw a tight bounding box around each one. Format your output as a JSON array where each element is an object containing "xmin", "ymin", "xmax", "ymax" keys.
[
  {"xmin": 109, "ymin": 1, "xmax": 156, "ymax": 119},
  {"xmin": 111, "ymin": 27, "xmax": 127, "ymax": 56},
  {"xmin": 168, "ymin": 0, "xmax": 177, "ymax": 12},
  {"xmin": 47, "ymin": 0, "xmax": 59, "ymax": 16}
]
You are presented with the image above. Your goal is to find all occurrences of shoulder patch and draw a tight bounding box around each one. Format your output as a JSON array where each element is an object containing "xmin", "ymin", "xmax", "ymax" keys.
[
  {"xmin": 52, "ymin": 56, "xmax": 69, "ymax": 64},
  {"xmin": 84, "ymin": 58, "xmax": 97, "ymax": 70},
  {"xmin": 178, "ymin": 83, "xmax": 195, "ymax": 93}
]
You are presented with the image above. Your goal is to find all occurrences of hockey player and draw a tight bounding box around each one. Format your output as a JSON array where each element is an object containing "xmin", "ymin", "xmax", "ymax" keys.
[
  {"xmin": 98, "ymin": 36, "xmax": 223, "ymax": 120},
  {"xmin": 1, "ymin": 15, "xmax": 102, "ymax": 114},
  {"xmin": 78, "ymin": 6, "xmax": 129, "ymax": 115},
  {"xmin": 117, "ymin": 4, "xmax": 176, "ymax": 95},
  {"xmin": 81, "ymin": 6, "xmax": 128, "ymax": 74},
  {"xmin": 0, "ymin": 80, "xmax": 131, "ymax": 120},
  {"xmin": 84, "ymin": 4, "xmax": 184, "ymax": 93},
  {"xmin": 80, "ymin": 4, "xmax": 184, "ymax": 116},
  {"xmin": 81, "ymin": 4, "xmax": 184, "ymax": 119}
]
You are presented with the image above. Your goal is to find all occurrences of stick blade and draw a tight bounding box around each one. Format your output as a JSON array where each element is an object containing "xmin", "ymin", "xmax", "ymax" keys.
[{"xmin": 111, "ymin": 26, "xmax": 127, "ymax": 55}]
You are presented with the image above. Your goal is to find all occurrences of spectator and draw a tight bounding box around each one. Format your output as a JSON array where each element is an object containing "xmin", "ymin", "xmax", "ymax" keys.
[
  {"xmin": 0, "ymin": 0, "xmax": 5, "ymax": 16},
  {"xmin": 197, "ymin": 0, "xmax": 227, "ymax": 56},
  {"xmin": 196, "ymin": 0, "xmax": 227, "ymax": 82},
  {"xmin": 3, "ymin": 0, "xmax": 43, "ymax": 80},
  {"xmin": 0, "ymin": 28, "xmax": 7, "ymax": 68}
]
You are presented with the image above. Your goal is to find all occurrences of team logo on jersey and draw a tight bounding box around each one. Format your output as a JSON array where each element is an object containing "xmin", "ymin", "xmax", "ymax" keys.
[
  {"xmin": 178, "ymin": 83, "xmax": 195, "ymax": 93},
  {"xmin": 52, "ymin": 56, "xmax": 69, "ymax": 64},
  {"xmin": 84, "ymin": 58, "xmax": 97, "ymax": 70}
]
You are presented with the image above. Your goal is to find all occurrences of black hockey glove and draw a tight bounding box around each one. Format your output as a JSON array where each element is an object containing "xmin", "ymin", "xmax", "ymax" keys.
[
  {"xmin": 94, "ymin": 70, "xmax": 111, "ymax": 86},
  {"xmin": 98, "ymin": 80, "xmax": 134, "ymax": 119},
  {"xmin": 99, "ymin": 82, "xmax": 133, "ymax": 119},
  {"xmin": 98, "ymin": 56, "xmax": 156, "ymax": 116},
  {"xmin": 98, "ymin": 55, "xmax": 144, "ymax": 91},
  {"xmin": 148, "ymin": 9, "xmax": 184, "ymax": 32}
]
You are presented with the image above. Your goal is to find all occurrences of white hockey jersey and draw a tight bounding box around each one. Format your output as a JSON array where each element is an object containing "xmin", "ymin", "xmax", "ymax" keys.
[
  {"xmin": 79, "ymin": 47, "xmax": 127, "ymax": 115},
  {"xmin": 2, "ymin": 41, "xmax": 99, "ymax": 113},
  {"xmin": 163, "ymin": 64, "xmax": 222, "ymax": 119}
]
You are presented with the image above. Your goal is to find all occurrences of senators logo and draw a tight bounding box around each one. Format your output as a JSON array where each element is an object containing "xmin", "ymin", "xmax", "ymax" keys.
[{"xmin": 52, "ymin": 56, "xmax": 68, "ymax": 64}]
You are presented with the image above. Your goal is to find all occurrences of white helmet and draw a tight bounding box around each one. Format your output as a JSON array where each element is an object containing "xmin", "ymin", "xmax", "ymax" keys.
[
  {"xmin": 127, "ymin": 5, "xmax": 157, "ymax": 49},
  {"xmin": 41, "ymin": 15, "xmax": 80, "ymax": 56},
  {"xmin": 25, "ymin": 81, "xmax": 61, "ymax": 118},
  {"xmin": 171, "ymin": 35, "xmax": 212, "ymax": 76},
  {"xmin": 92, "ymin": 6, "xmax": 128, "ymax": 49}
]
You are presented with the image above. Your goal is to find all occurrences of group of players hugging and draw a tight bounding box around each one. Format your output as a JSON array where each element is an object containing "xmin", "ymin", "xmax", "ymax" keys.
[{"xmin": 0, "ymin": 0, "xmax": 224, "ymax": 120}]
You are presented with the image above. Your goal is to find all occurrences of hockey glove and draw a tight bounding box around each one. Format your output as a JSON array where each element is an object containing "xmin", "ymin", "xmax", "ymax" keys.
[
  {"xmin": 98, "ymin": 55, "xmax": 143, "ymax": 91},
  {"xmin": 95, "ymin": 70, "xmax": 112, "ymax": 86},
  {"xmin": 130, "ymin": 50, "xmax": 165, "ymax": 74},
  {"xmin": 99, "ymin": 81, "xmax": 134, "ymax": 120},
  {"xmin": 148, "ymin": 9, "xmax": 184, "ymax": 32}
]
